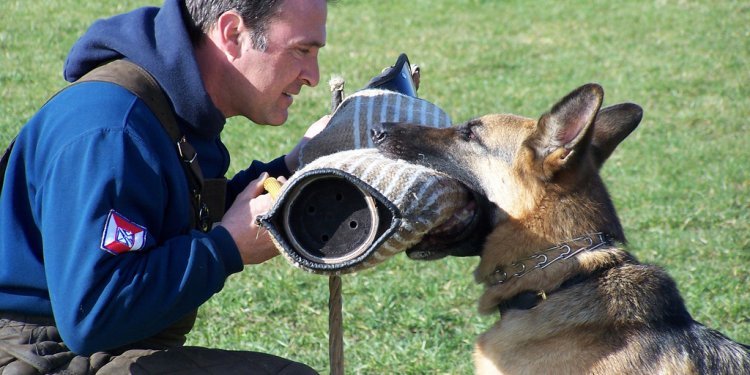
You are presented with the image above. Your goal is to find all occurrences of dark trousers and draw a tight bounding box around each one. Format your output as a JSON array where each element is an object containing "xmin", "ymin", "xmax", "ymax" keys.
[{"xmin": 0, "ymin": 313, "xmax": 318, "ymax": 375}]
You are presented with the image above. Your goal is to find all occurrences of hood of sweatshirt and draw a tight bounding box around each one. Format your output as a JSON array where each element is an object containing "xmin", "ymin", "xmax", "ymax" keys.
[{"xmin": 63, "ymin": 0, "xmax": 224, "ymax": 139}]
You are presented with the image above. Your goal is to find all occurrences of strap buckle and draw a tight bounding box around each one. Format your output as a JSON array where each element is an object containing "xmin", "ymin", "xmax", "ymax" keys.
[{"xmin": 177, "ymin": 137, "xmax": 198, "ymax": 164}]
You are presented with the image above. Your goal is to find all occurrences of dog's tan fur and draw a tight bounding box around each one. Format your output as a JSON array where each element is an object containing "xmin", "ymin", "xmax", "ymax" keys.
[{"xmin": 375, "ymin": 84, "xmax": 749, "ymax": 374}]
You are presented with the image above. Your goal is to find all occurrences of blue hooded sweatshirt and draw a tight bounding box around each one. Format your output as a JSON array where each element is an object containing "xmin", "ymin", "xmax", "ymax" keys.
[{"xmin": 0, "ymin": 0, "xmax": 290, "ymax": 355}]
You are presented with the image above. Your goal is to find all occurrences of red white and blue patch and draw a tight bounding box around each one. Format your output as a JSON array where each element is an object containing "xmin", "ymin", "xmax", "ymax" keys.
[{"xmin": 100, "ymin": 210, "xmax": 148, "ymax": 255}]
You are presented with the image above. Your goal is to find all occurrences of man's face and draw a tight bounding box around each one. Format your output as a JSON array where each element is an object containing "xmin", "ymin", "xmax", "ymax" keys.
[{"xmin": 234, "ymin": 0, "xmax": 327, "ymax": 125}]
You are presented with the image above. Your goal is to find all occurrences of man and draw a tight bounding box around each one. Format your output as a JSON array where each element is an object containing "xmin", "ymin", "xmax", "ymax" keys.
[{"xmin": 0, "ymin": 0, "xmax": 328, "ymax": 373}]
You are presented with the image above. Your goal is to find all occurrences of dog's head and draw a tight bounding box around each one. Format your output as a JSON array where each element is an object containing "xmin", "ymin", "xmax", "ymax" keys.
[{"xmin": 374, "ymin": 84, "xmax": 642, "ymax": 264}]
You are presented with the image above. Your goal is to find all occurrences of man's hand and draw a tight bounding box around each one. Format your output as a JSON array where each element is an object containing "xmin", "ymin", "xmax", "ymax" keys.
[
  {"xmin": 218, "ymin": 173, "xmax": 279, "ymax": 264},
  {"xmin": 285, "ymin": 114, "xmax": 331, "ymax": 172}
]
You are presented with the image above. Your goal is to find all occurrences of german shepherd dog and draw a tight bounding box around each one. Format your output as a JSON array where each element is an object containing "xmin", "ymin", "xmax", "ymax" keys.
[{"xmin": 373, "ymin": 84, "xmax": 750, "ymax": 374}]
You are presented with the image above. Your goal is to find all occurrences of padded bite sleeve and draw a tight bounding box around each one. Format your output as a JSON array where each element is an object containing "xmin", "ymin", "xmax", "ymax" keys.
[{"xmin": 259, "ymin": 149, "xmax": 468, "ymax": 275}]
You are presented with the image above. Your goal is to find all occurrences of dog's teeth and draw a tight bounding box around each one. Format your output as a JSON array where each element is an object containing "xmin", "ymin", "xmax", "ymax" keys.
[
  {"xmin": 455, "ymin": 206, "xmax": 474, "ymax": 224},
  {"xmin": 427, "ymin": 201, "xmax": 477, "ymax": 237},
  {"xmin": 408, "ymin": 250, "xmax": 432, "ymax": 259}
]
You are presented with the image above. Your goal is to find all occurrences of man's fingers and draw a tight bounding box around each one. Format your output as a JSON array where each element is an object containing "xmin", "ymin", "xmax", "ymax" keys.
[{"xmin": 244, "ymin": 172, "xmax": 269, "ymax": 198}]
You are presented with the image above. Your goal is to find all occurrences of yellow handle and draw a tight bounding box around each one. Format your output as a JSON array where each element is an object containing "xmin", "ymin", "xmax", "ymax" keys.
[{"xmin": 263, "ymin": 177, "xmax": 282, "ymax": 200}]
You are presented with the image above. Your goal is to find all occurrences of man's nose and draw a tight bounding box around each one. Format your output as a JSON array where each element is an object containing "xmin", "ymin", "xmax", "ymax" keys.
[{"xmin": 301, "ymin": 56, "xmax": 320, "ymax": 87}]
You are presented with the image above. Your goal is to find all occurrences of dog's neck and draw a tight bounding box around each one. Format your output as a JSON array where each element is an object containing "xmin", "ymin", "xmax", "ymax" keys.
[
  {"xmin": 476, "ymin": 232, "xmax": 634, "ymax": 315},
  {"xmin": 495, "ymin": 271, "xmax": 601, "ymax": 315}
]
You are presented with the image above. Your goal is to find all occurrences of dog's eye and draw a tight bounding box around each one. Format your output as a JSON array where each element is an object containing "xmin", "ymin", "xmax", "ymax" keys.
[{"xmin": 460, "ymin": 125, "xmax": 477, "ymax": 141}]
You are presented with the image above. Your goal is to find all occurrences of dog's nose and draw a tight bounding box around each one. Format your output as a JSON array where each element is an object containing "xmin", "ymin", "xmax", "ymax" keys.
[{"xmin": 371, "ymin": 123, "xmax": 388, "ymax": 144}]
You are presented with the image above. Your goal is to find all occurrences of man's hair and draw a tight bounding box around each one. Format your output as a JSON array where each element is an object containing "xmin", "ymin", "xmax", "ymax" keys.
[{"xmin": 183, "ymin": 0, "xmax": 283, "ymax": 51}]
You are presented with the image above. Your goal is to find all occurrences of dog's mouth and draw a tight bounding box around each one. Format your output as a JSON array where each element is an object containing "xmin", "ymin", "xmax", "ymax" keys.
[{"xmin": 406, "ymin": 188, "xmax": 486, "ymax": 260}]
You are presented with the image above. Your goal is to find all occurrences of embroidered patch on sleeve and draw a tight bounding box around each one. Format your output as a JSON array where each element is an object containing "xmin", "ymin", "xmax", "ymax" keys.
[{"xmin": 100, "ymin": 209, "xmax": 148, "ymax": 255}]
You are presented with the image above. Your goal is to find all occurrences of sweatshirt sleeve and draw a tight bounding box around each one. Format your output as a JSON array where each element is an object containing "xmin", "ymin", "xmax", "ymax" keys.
[{"xmin": 38, "ymin": 120, "xmax": 243, "ymax": 355}]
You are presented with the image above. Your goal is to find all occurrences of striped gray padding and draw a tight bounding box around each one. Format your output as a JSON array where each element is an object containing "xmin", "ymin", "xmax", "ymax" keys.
[{"xmin": 299, "ymin": 89, "xmax": 452, "ymax": 166}]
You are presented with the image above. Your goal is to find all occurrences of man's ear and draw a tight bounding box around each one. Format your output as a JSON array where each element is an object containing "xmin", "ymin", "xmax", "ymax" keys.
[
  {"xmin": 525, "ymin": 83, "xmax": 604, "ymax": 180},
  {"xmin": 213, "ymin": 11, "xmax": 245, "ymax": 60}
]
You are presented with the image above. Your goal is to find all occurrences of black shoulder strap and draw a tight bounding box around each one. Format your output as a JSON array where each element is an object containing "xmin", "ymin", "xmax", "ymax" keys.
[
  {"xmin": 81, "ymin": 60, "xmax": 219, "ymax": 231},
  {"xmin": 77, "ymin": 61, "xmax": 206, "ymax": 190},
  {"xmin": 0, "ymin": 140, "xmax": 13, "ymax": 194},
  {"xmin": 79, "ymin": 60, "xmax": 183, "ymax": 142},
  {"xmin": 1, "ymin": 60, "xmax": 222, "ymax": 231}
]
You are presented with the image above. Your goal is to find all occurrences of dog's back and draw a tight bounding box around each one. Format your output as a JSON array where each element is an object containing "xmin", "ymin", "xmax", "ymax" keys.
[{"xmin": 579, "ymin": 263, "xmax": 750, "ymax": 374}]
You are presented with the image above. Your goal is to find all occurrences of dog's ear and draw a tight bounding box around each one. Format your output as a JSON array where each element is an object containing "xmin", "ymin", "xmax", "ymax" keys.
[
  {"xmin": 591, "ymin": 103, "xmax": 643, "ymax": 168},
  {"xmin": 526, "ymin": 83, "xmax": 603, "ymax": 180}
]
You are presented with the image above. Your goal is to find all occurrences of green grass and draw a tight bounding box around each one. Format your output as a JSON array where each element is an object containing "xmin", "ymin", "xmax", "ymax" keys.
[{"xmin": 2, "ymin": 1, "xmax": 748, "ymax": 373}]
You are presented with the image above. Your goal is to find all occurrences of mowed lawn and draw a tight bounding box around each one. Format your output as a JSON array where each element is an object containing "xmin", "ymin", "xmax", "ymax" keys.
[{"xmin": 1, "ymin": 1, "xmax": 748, "ymax": 373}]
